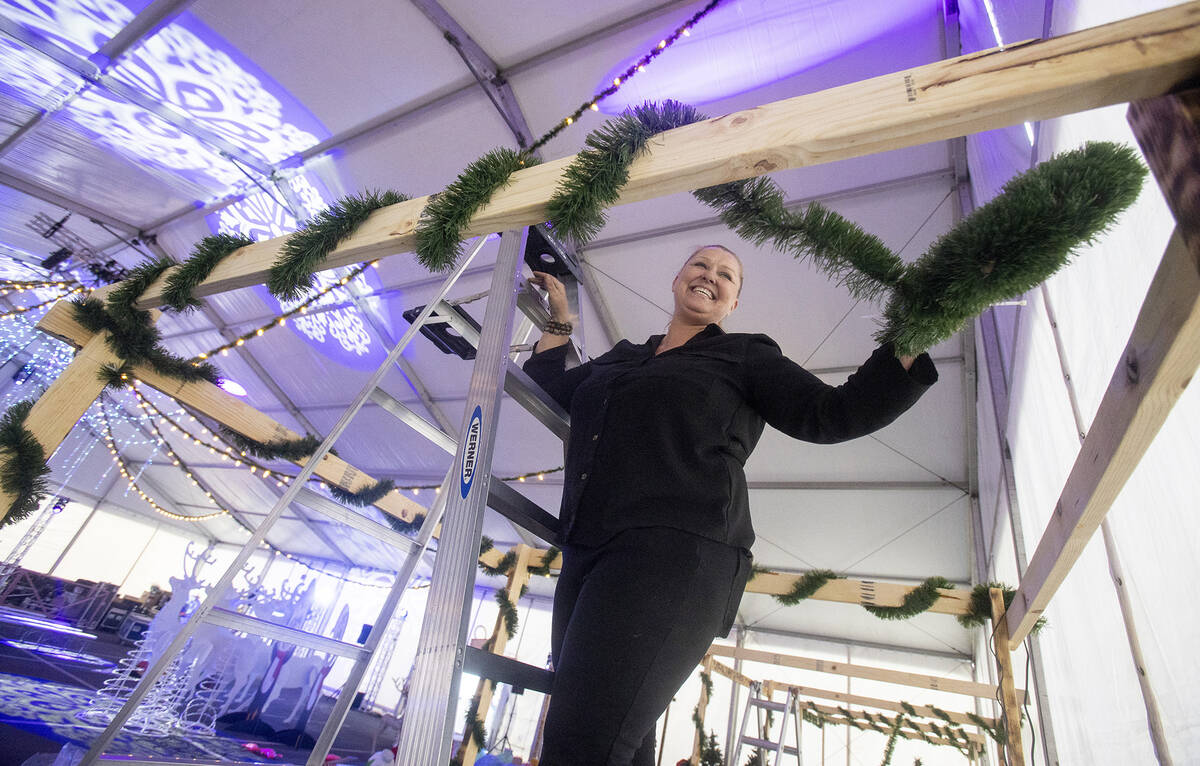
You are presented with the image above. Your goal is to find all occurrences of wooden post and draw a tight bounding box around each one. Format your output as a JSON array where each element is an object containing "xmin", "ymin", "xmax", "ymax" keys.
[
  {"xmin": 690, "ymin": 655, "xmax": 716, "ymax": 763},
  {"xmin": 0, "ymin": 332, "xmax": 122, "ymax": 523},
  {"xmin": 1007, "ymin": 88, "xmax": 1200, "ymax": 645},
  {"xmin": 990, "ymin": 588, "xmax": 1026, "ymax": 766},
  {"xmin": 455, "ymin": 544, "xmax": 534, "ymax": 766}
]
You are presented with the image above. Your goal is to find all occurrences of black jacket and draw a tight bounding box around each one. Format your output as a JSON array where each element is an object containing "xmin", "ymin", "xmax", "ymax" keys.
[{"xmin": 522, "ymin": 324, "xmax": 937, "ymax": 549}]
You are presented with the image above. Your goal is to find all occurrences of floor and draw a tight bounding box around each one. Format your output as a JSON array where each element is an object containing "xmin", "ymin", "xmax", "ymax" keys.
[{"xmin": 0, "ymin": 615, "xmax": 399, "ymax": 766}]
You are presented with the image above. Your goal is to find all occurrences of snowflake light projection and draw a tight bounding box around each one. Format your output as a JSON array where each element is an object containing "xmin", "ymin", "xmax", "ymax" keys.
[
  {"xmin": 215, "ymin": 176, "xmax": 405, "ymax": 371},
  {"xmin": 0, "ymin": 0, "xmax": 323, "ymax": 189}
]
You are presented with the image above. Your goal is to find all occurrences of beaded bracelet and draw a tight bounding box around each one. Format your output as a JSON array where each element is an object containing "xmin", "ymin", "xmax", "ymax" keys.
[{"xmin": 542, "ymin": 319, "xmax": 573, "ymax": 336}]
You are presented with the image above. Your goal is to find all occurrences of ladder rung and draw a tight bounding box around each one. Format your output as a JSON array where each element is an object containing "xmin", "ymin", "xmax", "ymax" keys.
[
  {"xmin": 750, "ymin": 698, "xmax": 787, "ymax": 712},
  {"xmin": 369, "ymin": 388, "xmax": 459, "ymax": 453},
  {"xmin": 463, "ymin": 644, "xmax": 554, "ymax": 694},
  {"xmin": 429, "ymin": 299, "xmax": 571, "ymax": 441},
  {"xmin": 516, "ymin": 286, "xmax": 550, "ymax": 326},
  {"xmin": 741, "ymin": 736, "xmax": 781, "ymax": 751},
  {"xmin": 504, "ymin": 360, "xmax": 570, "ymax": 441},
  {"xmin": 295, "ymin": 487, "xmax": 422, "ymax": 553},
  {"xmin": 368, "ymin": 386, "xmax": 561, "ymax": 541},
  {"xmin": 488, "ymin": 480, "xmax": 561, "ymax": 542},
  {"xmin": 435, "ymin": 299, "xmax": 481, "ymax": 345},
  {"xmin": 205, "ymin": 607, "xmax": 368, "ymax": 660}
]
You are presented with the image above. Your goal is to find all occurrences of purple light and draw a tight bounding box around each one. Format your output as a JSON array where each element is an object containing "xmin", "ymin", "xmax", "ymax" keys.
[
  {"xmin": 597, "ymin": 0, "xmax": 931, "ymax": 113},
  {"xmin": 217, "ymin": 378, "xmax": 247, "ymax": 396},
  {"xmin": 0, "ymin": 606, "xmax": 96, "ymax": 638},
  {"xmin": 3, "ymin": 638, "xmax": 114, "ymax": 667}
]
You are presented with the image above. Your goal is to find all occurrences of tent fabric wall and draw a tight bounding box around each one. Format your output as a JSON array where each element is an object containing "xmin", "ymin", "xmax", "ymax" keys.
[{"xmin": 962, "ymin": 1, "xmax": 1200, "ymax": 763}]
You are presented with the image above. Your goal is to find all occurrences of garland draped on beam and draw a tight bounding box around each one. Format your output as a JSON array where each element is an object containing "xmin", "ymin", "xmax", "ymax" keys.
[
  {"xmin": 162, "ymin": 233, "xmax": 255, "ymax": 311},
  {"xmin": 71, "ymin": 282, "xmax": 221, "ymax": 387},
  {"xmin": 749, "ymin": 568, "xmax": 1045, "ymax": 632},
  {"xmin": 547, "ymin": 102, "xmax": 1146, "ymax": 356},
  {"xmin": 862, "ymin": 576, "xmax": 952, "ymax": 620},
  {"xmin": 329, "ymin": 478, "xmax": 396, "ymax": 508},
  {"xmin": 268, "ymin": 190, "xmax": 410, "ymax": 300},
  {"xmin": 414, "ymin": 149, "xmax": 535, "ymax": 271},
  {"xmin": 218, "ymin": 427, "xmax": 326, "ymax": 462},
  {"xmin": 0, "ymin": 401, "xmax": 50, "ymax": 526}
]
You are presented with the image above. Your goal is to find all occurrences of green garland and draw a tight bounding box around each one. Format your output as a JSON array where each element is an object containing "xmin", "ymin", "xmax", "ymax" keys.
[
  {"xmin": 959, "ymin": 582, "xmax": 1048, "ymax": 634},
  {"xmin": 329, "ymin": 478, "xmax": 395, "ymax": 508},
  {"xmin": 384, "ymin": 511, "xmax": 425, "ymax": 536},
  {"xmin": 862, "ymin": 575, "xmax": 950, "ymax": 620},
  {"xmin": 479, "ymin": 549, "xmax": 517, "ymax": 577},
  {"xmin": 495, "ymin": 589, "xmax": 519, "ymax": 639},
  {"xmin": 98, "ymin": 362, "xmax": 136, "ymax": 391},
  {"xmin": 547, "ymin": 101, "xmax": 1145, "ymax": 356},
  {"xmin": 72, "ymin": 297, "xmax": 221, "ymax": 385},
  {"xmin": 880, "ymin": 715, "xmax": 905, "ymax": 766},
  {"xmin": 694, "ymin": 176, "xmax": 905, "ymax": 302},
  {"xmin": 0, "ymin": 401, "xmax": 51, "ymax": 526},
  {"xmin": 879, "ymin": 141, "xmax": 1146, "ymax": 354},
  {"xmin": 106, "ymin": 257, "xmax": 174, "ymax": 319},
  {"xmin": 463, "ymin": 693, "xmax": 486, "ymax": 749},
  {"xmin": 218, "ymin": 427, "xmax": 325, "ymax": 462},
  {"xmin": 698, "ymin": 730, "xmax": 723, "ymax": 766},
  {"xmin": 479, "ymin": 536, "xmax": 494, "ymax": 556},
  {"xmin": 527, "ymin": 545, "xmax": 560, "ymax": 576},
  {"xmin": 268, "ymin": 190, "xmax": 410, "ymax": 300},
  {"xmin": 774, "ymin": 569, "xmax": 842, "ymax": 606},
  {"xmin": 162, "ymin": 233, "xmax": 255, "ymax": 311},
  {"xmin": 546, "ymin": 100, "xmax": 704, "ymax": 244},
  {"xmin": 414, "ymin": 149, "xmax": 535, "ymax": 272}
]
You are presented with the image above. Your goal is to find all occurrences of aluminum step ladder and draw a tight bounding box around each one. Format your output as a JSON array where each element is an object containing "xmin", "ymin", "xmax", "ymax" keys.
[
  {"xmin": 732, "ymin": 682, "xmax": 804, "ymax": 766},
  {"xmin": 78, "ymin": 227, "xmax": 574, "ymax": 765},
  {"xmin": 394, "ymin": 224, "xmax": 583, "ymax": 765}
]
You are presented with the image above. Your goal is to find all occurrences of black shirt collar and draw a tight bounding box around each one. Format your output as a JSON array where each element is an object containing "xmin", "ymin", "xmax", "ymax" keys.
[{"xmin": 645, "ymin": 323, "xmax": 726, "ymax": 353}]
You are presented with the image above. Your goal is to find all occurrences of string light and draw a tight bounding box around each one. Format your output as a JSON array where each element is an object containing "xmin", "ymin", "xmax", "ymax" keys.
[
  {"xmin": 523, "ymin": 0, "xmax": 723, "ymax": 154},
  {"xmin": 0, "ymin": 286, "xmax": 87, "ymax": 318},
  {"xmin": 191, "ymin": 260, "xmax": 374, "ymax": 362},
  {"xmin": 0, "ymin": 279, "xmax": 82, "ymax": 292},
  {"xmin": 98, "ymin": 403, "xmax": 228, "ymax": 522}
]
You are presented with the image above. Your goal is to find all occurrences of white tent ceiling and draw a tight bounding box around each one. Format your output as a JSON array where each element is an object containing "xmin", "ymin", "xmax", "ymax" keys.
[{"xmin": 0, "ymin": 0, "xmax": 1003, "ymax": 662}]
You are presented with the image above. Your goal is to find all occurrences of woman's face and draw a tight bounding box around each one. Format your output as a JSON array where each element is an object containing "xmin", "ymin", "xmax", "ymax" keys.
[{"xmin": 671, "ymin": 247, "xmax": 741, "ymax": 325}]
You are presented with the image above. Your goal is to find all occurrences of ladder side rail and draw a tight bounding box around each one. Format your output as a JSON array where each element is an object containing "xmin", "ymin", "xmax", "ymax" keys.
[
  {"xmin": 305, "ymin": 469, "xmax": 453, "ymax": 766},
  {"xmin": 395, "ymin": 228, "xmax": 530, "ymax": 766},
  {"xmin": 774, "ymin": 691, "xmax": 792, "ymax": 766},
  {"xmin": 77, "ymin": 238, "xmax": 491, "ymax": 766}
]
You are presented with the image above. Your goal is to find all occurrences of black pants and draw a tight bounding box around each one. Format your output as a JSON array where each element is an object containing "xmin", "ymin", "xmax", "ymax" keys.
[{"xmin": 539, "ymin": 527, "xmax": 751, "ymax": 766}]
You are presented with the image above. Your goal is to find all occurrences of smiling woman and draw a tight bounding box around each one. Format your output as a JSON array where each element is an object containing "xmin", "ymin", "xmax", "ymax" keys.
[{"xmin": 523, "ymin": 245, "xmax": 937, "ymax": 765}]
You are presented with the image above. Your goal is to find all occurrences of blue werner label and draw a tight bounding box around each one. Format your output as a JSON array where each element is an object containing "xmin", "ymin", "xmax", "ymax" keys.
[{"xmin": 460, "ymin": 406, "xmax": 483, "ymax": 498}]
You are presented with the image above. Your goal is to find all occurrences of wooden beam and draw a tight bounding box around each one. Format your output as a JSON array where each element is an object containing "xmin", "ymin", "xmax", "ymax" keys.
[
  {"xmin": 35, "ymin": 303, "xmax": 426, "ymax": 524},
  {"xmin": 747, "ymin": 571, "xmax": 973, "ymax": 616},
  {"xmin": 990, "ymin": 588, "xmax": 1026, "ymax": 766},
  {"xmin": 1006, "ymin": 229, "xmax": 1200, "ymax": 643},
  {"xmin": 706, "ymin": 645, "xmax": 1020, "ymax": 701},
  {"xmin": 801, "ymin": 701, "xmax": 988, "ymax": 749},
  {"xmin": 0, "ymin": 332, "xmax": 121, "ymax": 522},
  {"xmin": 117, "ymin": 4, "xmax": 1200, "ymax": 310},
  {"xmin": 706, "ymin": 658, "xmax": 998, "ymax": 730},
  {"xmin": 1008, "ymin": 90, "xmax": 1200, "ymax": 646}
]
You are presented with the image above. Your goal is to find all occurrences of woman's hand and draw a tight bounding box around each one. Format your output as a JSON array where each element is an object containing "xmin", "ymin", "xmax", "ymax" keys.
[
  {"xmin": 529, "ymin": 271, "xmax": 572, "ymax": 320},
  {"xmin": 528, "ymin": 271, "xmax": 573, "ymax": 353}
]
